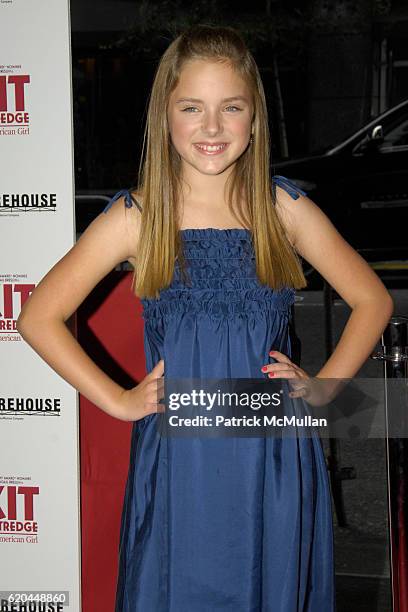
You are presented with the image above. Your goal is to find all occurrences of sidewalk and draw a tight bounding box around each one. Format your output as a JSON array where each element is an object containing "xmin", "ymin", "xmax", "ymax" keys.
[{"xmin": 294, "ymin": 288, "xmax": 407, "ymax": 611}]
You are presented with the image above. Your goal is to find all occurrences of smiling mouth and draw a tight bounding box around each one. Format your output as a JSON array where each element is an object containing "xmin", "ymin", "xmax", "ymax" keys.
[{"xmin": 193, "ymin": 143, "xmax": 229, "ymax": 154}]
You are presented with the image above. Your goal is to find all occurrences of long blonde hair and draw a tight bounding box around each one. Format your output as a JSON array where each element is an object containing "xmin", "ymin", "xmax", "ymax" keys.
[{"xmin": 131, "ymin": 24, "xmax": 306, "ymax": 299}]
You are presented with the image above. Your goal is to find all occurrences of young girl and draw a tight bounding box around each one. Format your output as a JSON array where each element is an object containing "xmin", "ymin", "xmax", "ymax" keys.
[{"xmin": 17, "ymin": 24, "xmax": 393, "ymax": 612}]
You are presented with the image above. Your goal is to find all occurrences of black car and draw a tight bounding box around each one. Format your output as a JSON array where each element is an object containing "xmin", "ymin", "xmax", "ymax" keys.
[{"xmin": 273, "ymin": 99, "xmax": 408, "ymax": 261}]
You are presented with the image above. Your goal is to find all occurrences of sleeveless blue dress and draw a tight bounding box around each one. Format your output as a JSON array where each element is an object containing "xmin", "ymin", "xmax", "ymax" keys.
[{"xmin": 103, "ymin": 176, "xmax": 335, "ymax": 612}]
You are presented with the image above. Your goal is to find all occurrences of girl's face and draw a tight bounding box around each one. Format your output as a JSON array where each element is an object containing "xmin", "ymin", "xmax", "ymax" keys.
[{"xmin": 167, "ymin": 59, "xmax": 254, "ymax": 178}]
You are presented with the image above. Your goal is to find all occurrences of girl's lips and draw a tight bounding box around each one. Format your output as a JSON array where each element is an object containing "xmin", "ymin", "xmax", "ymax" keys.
[{"xmin": 193, "ymin": 143, "xmax": 229, "ymax": 155}]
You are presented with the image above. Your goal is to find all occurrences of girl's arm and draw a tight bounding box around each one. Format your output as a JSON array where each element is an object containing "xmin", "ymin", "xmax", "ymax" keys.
[
  {"xmin": 16, "ymin": 196, "xmax": 143, "ymax": 420},
  {"xmin": 275, "ymin": 185, "xmax": 394, "ymax": 379}
]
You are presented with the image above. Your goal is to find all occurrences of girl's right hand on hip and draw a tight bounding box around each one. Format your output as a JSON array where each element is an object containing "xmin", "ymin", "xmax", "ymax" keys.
[{"xmin": 116, "ymin": 359, "xmax": 165, "ymax": 421}]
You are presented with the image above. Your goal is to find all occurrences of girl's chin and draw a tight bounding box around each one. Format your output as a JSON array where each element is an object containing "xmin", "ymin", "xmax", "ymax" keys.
[
  {"xmin": 200, "ymin": 157, "xmax": 240, "ymax": 171},
  {"xmin": 180, "ymin": 155, "xmax": 239, "ymax": 175}
]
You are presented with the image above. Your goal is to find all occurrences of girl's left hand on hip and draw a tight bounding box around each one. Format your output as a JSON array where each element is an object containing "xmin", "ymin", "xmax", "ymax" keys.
[
  {"xmin": 261, "ymin": 350, "xmax": 309, "ymax": 381},
  {"xmin": 261, "ymin": 350, "xmax": 341, "ymax": 406},
  {"xmin": 261, "ymin": 350, "xmax": 310, "ymax": 400}
]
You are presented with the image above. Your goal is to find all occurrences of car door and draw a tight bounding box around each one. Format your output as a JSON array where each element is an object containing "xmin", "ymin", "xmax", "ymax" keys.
[{"xmin": 337, "ymin": 110, "xmax": 408, "ymax": 255}]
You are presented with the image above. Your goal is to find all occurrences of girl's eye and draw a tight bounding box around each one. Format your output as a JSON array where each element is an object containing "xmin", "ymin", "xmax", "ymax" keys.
[{"xmin": 181, "ymin": 106, "xmax": 242, "ymax": 113}]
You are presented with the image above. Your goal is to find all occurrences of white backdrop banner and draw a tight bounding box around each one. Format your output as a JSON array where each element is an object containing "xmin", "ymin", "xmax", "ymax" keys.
[{"xmin": 0, "ymin": 1, "xmax": 80, "ymax": 610}]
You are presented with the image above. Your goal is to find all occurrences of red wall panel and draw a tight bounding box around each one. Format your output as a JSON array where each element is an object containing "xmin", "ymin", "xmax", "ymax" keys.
[{"xmin": 77, "ymin": 271, "xmax": 145, "ymax": 611}]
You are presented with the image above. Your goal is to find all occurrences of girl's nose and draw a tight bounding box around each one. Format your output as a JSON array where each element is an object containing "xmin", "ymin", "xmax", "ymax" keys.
[{"xmin": 202, "ymin": 111, "xmax": 223, "ymax": 135}]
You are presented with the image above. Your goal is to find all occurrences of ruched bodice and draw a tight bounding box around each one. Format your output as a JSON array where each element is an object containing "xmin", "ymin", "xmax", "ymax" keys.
[
  {"xmin": 103, "ymin": 176, "xmax": 335, "ymax": 612},
  {"xmin": 141, "ymin": 228, "xmax": 295, "ymax": 326}
]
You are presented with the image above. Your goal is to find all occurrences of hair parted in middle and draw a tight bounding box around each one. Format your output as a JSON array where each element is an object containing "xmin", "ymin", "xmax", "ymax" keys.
[{"xmin": 130, "ymin": 23, "xmax": 307, "ymax": 299}]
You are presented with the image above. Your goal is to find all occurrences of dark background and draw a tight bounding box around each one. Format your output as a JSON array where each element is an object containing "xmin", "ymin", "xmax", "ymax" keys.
[{"xmin": 70, "ymin": 0, "xmax": 408, "ymax": 190}]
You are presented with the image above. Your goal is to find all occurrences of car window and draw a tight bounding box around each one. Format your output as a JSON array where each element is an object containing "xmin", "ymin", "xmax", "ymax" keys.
[
  {"xmin": 379, "ymin": 117, "xmax": 408, "ymax": 151},
  {"xmin": 351, "ymin": 107, "xmax": 408, "ymax": 155}
]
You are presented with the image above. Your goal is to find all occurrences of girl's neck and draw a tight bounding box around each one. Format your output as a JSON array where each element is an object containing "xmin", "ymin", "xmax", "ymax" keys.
[
  {"xmin": 180, "ymin": 164, "xmax": 233, "ymax": 207},
  {"xmin": 178, "ymin": 172, "xmax": 248, "ymax": 230}
]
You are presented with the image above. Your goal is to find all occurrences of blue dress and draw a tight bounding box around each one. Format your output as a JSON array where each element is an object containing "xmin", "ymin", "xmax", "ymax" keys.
[{"xmin": 103, "ymin": 176, "xmax": 335, "ymax": 612}]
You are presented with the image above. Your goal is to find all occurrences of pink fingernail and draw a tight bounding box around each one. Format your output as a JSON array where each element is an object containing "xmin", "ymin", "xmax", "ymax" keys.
[
  {"xmin": 268, "ymin": 372, "xmax": 275, "ymax": 377},
  {"xmin": 261, "ymin": 366, "xmax": 268, "ymax": 372}
]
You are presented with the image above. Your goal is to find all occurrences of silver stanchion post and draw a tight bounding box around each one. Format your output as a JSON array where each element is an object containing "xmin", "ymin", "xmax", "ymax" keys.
[{"xmin": 372, "ymin": 316, "xmax": 408, "ymax": 611}]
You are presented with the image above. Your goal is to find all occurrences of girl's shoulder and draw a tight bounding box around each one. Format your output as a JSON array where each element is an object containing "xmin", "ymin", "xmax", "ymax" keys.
[
  {"xmin": 271, "ymin": 175, "xmax": 308, "ymax": 248},
  {"xmin": 271, "ymin": 175, "xmax": 307, "ymax": 201},
  {"xmin": 103, "ymin": 188, "xmax": 143, "ymax": 214},
  {"xmin": 102, "ymin": 188, "xmax": 143, "ymax": 265}
]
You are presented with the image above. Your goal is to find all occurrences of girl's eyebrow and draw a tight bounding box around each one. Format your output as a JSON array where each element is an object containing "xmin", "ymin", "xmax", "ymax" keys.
[{"xmin": 175, "ymin": 96, "xmax": 249, "ymax": 104}]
